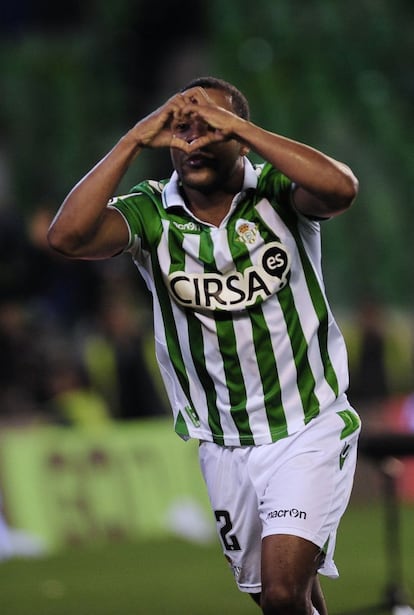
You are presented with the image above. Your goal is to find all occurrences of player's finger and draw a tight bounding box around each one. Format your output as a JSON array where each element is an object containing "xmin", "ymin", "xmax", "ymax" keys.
[
  {"xmin": 182, "ymin": 87, "xmax": 211, "ymax": 106},
  {"xmin": 185, "ymin": 132, "xmax": 225, "ymax": 151},
  {"xmin": 170, "ymin": 135, "xmax": 192, "ymax": 152}
]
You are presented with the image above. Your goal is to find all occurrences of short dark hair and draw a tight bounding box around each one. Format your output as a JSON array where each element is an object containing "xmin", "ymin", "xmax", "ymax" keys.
[{"xmin": 180, "ymin": 76, "xmax": 250, "ymax": 121}]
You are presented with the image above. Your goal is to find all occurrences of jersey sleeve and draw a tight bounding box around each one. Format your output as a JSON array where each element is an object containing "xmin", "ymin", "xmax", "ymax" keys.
[
  {"xmin": 256, "ymin": 162, "xmax": 319, "ymax": 233},
  {"xmin": 108, "ymin": 180, "xmax": 165, "ymax": 257},
  {"xmin": 108, "ymin": 192, "xmax": 146, "ymax": 248}
]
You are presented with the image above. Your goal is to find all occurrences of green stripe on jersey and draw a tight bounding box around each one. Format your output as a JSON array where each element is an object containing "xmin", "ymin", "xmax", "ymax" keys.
[
  {"xmin": 274, "ymin": 203, "xmax": 339, "ymax": 397},
  {"xmin": 175, "ymin": 411, "xmax": 189, "ymax": 437},
  {"xmin": 278, "ymin": 285, "xmax": 319, "ymax": 423},
  {"xmin": 249, "ymin": 307, "xmax": 288, "ymax": 441},
  {"xmin": 215, "ymin": 315, "xmax": 254, "ymax": 445},
  {"xmin": 186, "ymin": 310, "xmax": 224, "ymax": 444},
  {"xmin": 337, "ymin": 409, "xmax": 360, "ymax": 439}
]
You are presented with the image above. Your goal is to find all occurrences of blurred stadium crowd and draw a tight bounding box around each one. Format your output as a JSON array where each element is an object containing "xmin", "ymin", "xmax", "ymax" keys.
[{"xmin": 0, "ymin": 201, "xmax": 168, "ymax": 429}]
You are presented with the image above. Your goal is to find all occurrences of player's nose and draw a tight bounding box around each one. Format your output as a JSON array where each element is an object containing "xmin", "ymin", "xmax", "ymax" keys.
[{"xmin": 186, "ymin": 119, "xmax": 208, "ymax": 143}]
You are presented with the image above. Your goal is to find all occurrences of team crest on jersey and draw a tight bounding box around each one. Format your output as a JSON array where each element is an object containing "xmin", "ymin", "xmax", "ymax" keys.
[
  {"xmin": 235, "ymin": 218, "xmax": 258, "ymax": 244},
  {"xmin": 167, "ymin": 241, "xmax": 291, "ymax": 312}
]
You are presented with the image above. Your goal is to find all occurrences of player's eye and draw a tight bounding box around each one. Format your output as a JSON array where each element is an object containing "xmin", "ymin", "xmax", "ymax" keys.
[{"xmin": 175, "ymin": 122, "xmax": 190, "ymax": 132}]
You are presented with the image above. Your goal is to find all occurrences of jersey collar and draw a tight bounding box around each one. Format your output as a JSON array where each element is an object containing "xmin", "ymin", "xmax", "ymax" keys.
[{"xmin": 161, "ymin": 157, "xmax": 259, "ymax": 215}]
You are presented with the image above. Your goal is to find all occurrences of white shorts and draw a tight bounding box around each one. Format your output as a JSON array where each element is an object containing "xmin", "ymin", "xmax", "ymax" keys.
[{"xmin": 198, "ymin": 406, "xmax": 360, "ymax": 593}]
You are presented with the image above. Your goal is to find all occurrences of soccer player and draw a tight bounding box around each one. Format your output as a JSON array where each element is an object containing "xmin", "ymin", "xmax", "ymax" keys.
[{"xmin": 48, "ymin": 77, "xmax": 361, "ymax": 615}]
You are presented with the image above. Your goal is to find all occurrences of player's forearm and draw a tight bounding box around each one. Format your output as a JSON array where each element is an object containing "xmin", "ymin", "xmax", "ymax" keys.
[
  {"xmin": 48, "ymin": 133, "xmax": 142, "ymax": 254},
  {"xmin": 236, "ymin": 121, "xmax": 358, "ymax": 208}
]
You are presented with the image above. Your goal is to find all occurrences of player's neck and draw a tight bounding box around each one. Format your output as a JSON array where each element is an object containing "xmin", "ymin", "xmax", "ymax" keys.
[
  {"xmin": 182, "ymin": 172, "xmax": 244, "ymax": 227},
  {"xmin": 185, "ymin": 190, "xmax": 235, "ymax": 226}
]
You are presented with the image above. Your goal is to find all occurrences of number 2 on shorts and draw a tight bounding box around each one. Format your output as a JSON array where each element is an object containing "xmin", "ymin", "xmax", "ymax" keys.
[{"xmin": 214, "ymin": 510, "xmax": 241, "ymax": 551}]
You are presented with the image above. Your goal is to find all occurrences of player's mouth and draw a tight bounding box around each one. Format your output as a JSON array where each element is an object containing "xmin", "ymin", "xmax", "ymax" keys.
[{"xmin": 184, "ymin": 151, "xmax": 215, "ymax": 169}]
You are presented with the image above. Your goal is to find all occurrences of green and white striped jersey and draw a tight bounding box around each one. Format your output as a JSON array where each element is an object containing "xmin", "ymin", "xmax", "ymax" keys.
[{"xmin": 109, "ymin": 159, "xmax": 350, "ymax": 446}]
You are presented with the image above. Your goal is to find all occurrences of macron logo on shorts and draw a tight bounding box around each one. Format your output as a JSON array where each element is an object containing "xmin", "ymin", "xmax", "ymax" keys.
[{"xmin": 267, "ymin": 508, "xmax": 307, "ymax": 520}]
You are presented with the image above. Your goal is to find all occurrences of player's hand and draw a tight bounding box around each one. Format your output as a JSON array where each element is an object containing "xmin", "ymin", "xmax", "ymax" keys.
[
  {"xmin": 126, "ymin": 101, "xmax": 180, "ymax": 149},
  {"xmin": 170, "ymin": 87, "xmax": 245, "ymax": 152},
  {"xmin": 126, "ymin": 88, "xmax": 213, "ymax": 150},
  {"xmin": 128, "ymin": 87, "xmax": 245, "ymax": 152}
]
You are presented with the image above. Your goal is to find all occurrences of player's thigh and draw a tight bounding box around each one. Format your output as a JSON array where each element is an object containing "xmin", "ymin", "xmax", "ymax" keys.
[{"xmin": 261, "ymin": 533, "xmax": 323, "ymax": 594}]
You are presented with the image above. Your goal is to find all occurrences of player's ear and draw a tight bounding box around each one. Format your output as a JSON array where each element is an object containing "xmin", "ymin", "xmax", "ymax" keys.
[{"xmin": 240, "ymin": 145, "xmax": 250, "ymax": 157}]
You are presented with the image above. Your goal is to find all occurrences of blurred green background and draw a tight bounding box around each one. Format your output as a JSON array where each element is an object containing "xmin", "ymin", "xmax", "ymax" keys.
[{"xmin": 1, "ymin": 0, "xmax": 413, "ymax": 309}]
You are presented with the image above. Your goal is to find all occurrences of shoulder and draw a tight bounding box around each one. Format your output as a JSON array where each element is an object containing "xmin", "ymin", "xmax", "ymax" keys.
[
  {"xmin": 129, "ymin": 179, "xmax": 168, "ymax": 197},
  {"xmin": 109, "ymin": 179, "xmax": 168, "ymax": 214},
  {"xmin": 254, "ymin": 162, "xmax": 292, "ymax": 196},
  {"xmin": 108, "ymin": 179, "xmax": 169, "ymax": 250}
]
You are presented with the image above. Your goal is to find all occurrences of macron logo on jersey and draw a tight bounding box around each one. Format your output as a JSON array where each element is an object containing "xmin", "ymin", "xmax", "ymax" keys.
[
  {"xmin": 167, "ymin": 242, "xmax": 291, "ymax": 311},
  {"xmin": 172, "ymin": 221, "xmax": 201, "ymax": 232}
]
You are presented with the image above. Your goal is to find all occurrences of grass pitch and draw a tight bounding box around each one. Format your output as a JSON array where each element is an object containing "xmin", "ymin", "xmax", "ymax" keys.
[{"xmin": 1, "ymin": 503, "xmax": 413, "ymax": 614}]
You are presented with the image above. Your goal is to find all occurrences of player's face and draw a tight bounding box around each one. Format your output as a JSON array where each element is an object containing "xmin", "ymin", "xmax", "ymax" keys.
[{"xmin": 170, "ymin": 89, "xmax": 245, "ymax": 194}]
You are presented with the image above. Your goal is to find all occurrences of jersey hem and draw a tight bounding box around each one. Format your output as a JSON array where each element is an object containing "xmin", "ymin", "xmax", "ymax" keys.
[
  {"xmin": 175, "ymin": 427, "xmax": 293, "ymax": 446},
  {"xmin": 175, "ymin": 397, "xmax": 352, "ymax": 446},
  {"xmin": 175, "ymin": 415, "xmax": 310, "ymax": 446}
]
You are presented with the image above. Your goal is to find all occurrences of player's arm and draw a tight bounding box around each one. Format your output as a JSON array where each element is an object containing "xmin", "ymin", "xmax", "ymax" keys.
[
  {"xmin": 47, "ymin": 90, "xmax": 201, "ymax": 259},
  {"xmin": 235, "ymin": 124, "xmax": 359, "ymax": 218},
  {"xmin": 178, "ymin": 92, "xmax": 358, "ymax": 219},
  {"xmin": 48, "ymin": 135, "xmax": 142, "ymax": 259}
]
